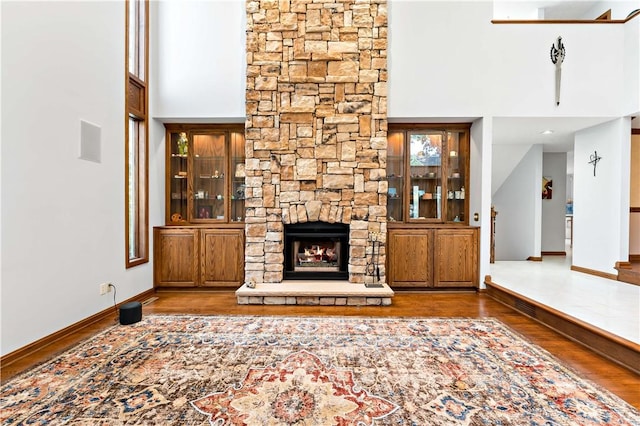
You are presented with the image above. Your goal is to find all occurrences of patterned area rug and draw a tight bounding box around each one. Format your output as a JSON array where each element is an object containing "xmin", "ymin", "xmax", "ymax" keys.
[{"xmin": 2, "ymin": 315, "xmax": 639, "ymax": 425}]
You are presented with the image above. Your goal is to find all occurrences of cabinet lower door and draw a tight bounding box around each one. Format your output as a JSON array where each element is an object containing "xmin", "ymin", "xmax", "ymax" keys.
[
  {"xmin": 201, "ymin": 229, "xmax": 244, "ymax": 287},
  {"xmin": 434, "ymin": 228, "xmax": 478, "ymax": 288},
  {"xmin": 387, "ymin": 230, "xmax": 433, "ymax": 287},
  {"xmin": 154, "ymin": 228, "xmax": 199, "ymax": 287}
]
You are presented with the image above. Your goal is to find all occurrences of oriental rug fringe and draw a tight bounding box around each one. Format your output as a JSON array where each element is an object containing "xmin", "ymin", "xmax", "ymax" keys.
[{"xmin": 1, "ymin": 315, "xmax": 639, "ymax": 425}]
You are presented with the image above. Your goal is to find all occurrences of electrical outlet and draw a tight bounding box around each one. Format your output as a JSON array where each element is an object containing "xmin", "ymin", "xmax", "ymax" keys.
[{"xmin": 99, "ymin": 282, "xmax": 112, "ymax": 295}]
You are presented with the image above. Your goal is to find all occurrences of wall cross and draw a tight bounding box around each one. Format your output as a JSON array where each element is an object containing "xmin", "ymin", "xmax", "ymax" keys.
[{"xmin": 588, "ymin": 151, "xmax": 602, "ymax": 176}]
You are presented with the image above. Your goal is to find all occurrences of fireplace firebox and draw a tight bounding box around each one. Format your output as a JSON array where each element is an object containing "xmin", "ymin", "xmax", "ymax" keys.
[{"xmin": 284, "ymin": 222, "xmax": 349, "ymax": 280}]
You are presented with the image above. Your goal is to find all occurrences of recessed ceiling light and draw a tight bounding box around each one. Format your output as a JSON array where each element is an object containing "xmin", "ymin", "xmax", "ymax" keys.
[{"xmin": 541, "ymin": 130, "xmax": 554, "ymax": 135}]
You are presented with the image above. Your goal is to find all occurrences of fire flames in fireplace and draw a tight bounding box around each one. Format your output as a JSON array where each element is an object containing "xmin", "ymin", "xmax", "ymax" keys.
[{"xmin": 295, "ymin": 240, "xmax": 339, "ymax": 272}]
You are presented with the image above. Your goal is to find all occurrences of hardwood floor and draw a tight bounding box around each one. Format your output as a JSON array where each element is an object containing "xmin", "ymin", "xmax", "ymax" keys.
[
  {"xmin": 2, "ymin": 290, "xmax": 639, "ymax": 411},
  {"xmin": 618, "ymin": 259, "xmax": 640, "ymax": 286}
]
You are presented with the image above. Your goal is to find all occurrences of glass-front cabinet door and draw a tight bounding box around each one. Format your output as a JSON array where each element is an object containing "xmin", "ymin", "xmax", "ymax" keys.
[
  {"xmin": 386, "ymin": 124, "xmax": 469, "ymax": 224},
  {"xmin": 192, "ymin": 132, "xmax": 226, "ymax": 222},
  {"xmin": 230, "ymin": 131, "xmax": 246, "ymax": 223},
  {"xmin": 164, "ymin": 124, "xmax": 245, "ymax": 225},
  {"xmin": 445, "ymin": 130, "xmax": 466, "ymax": 223},
  {"xmin": 409, "ymin": 130, "xmax": 444, "ymax": 220},
  {"xmin": 386, "ymin": 131, "xmax": 404, "ymax": 223},
  {"xmin": 168, "ymin": 131, "xmax": 189, "ymax": 222}
]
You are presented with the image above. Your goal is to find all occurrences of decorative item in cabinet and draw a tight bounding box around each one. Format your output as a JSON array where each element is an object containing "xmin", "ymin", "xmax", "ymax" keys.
[
  {"xmin": 387, "ymin": 124, "xmax": 470, "ymax": 224},
  {"xmin": 163, "ymin": 124, "xmax": 245, "ymax": 225}
]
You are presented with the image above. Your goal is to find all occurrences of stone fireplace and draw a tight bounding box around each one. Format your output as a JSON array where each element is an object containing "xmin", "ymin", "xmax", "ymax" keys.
[{"xmin": 243, "ymin": 0, "xmax": 388, "ymax": 287}]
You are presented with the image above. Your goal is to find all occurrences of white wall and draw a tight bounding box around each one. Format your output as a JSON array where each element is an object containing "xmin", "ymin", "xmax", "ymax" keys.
[
  {"xmin": 470, "ymin": 118, "xmax": 492, "ymax": 287},
  {"xmin": 494, "ymin": 1, "xmax": 639, "ymax": 21},
  {"xmin": 493, "ymin": 145, "xmax": 543, "ymax": 260},
  {"xmin": 624, "ymin": 16, "xmax": 640, "ymax": 116},
  {"xmin": 631, "ymin": 135, "xmax": 640, "ymax": 255},
  {"xmin": 153, "ymin": 0, "xmax": 246, "ymax": 120},
  {"xmin": 584, "ymin": 1, "xmax": 640, "ymax": 19},
  {"xmin": 573, "ymin": 118, "xmax": 631, "ymax": 273},
  {"xmin": 1, "ymin": 1, "xmax": 156, "ymax": 356},
  {"xmin": 488, "ymin": 23, "xmax": 624, "ymax": 116},
  {"xmin": 492, "ymin": 145, "xmax": 532, "ymax": 195},
  {"xmin": 388, "ymin": 1, "xmax": 493, "ymax": 118},
  {"xmin": 388, "ymin": 1, "xmax": 629, "ymax": 119},
  {"xmin": 154, "ymin": 1, "xmax": 635, "ymax": 121},
  {"xmin": 542, "ymin": 152, "xmax": 567, "ymax": 252}
]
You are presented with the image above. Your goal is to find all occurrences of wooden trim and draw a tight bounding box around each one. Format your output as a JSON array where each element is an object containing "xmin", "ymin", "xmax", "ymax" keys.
[
  {"xmin": 632, "ymin": 128, "xmax": 640, "ymax": 135},
  {"xmin": 0, "ymin": 289, "xmax": 156, "ymax": 368},
  {"xmin": 570, "ymin": 265, "xmax": 618, "ymax": 280},
  {"xmin": 484, "ymin": 280, "xmax": 640, "ymax": 374},
  {"xmin": 615, "ymin": 261, "xmax": 632, "ymax": 270},
  {"xmin": 164, "ymin": 123, "xmax": 245, "ymax": 132},
  {"xmin": 627, "ymin": 9, "xmax": 640, "ymax": 21},
  {"xmin": 494, "ymin": 9, "xmax": 639, "ymax": 24},
  {"xmin": 595, "ymin": 9, "xmax": 612, "ymax": 20},
  {"xmin": 631, "ymin": 207, "xmax": 640, "ymax": 213},
  {"xmin": 630, "ymin": 254, "xmax": 640, "ymax": 262},
  {"xmin": 617, "ymin": 268, "xmax": 640, "ymax": 286},
  {"xmin": 541, "ymin": 251, "xmax": 566, "ymax": 256},
  {"xmin": 492, "ymin": 19, "xmax": 627, "ymax": 24},
  {"xmin": 124, "ymin": 0, "xmax": 150, "ymax": 269},
  {"xmin": 527, "ymin": 256, "xmax": 543, "ymax": 262}
]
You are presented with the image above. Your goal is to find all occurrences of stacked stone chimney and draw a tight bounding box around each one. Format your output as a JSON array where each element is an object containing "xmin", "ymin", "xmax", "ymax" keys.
[{"xmin": 244, "ymin": 0, "xmax": 388, "ymax": 284}]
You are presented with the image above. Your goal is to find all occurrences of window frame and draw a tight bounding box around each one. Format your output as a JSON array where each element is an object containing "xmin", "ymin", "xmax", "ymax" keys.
[{"xmin": 125, "ymin": 0, "xmax": 149, "ymax": 268}]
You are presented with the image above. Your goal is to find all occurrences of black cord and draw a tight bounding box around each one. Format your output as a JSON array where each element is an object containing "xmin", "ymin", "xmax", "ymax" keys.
[{"xmin": 109, "ymin": 284, "xmax": 118, "ymax": 321}]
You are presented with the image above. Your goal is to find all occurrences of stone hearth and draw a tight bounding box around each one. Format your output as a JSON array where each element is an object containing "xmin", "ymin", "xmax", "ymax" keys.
[
  {"xmin": 236, "ymin": 280, "xmax": 394, "ymax": 306},
  {"xmin": 240, "ymin": 0, "xmax": 389, "ymax": 303}
]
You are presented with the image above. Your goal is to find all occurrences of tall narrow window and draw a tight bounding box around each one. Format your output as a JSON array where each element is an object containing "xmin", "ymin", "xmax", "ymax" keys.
[{"xmin": 125, "ymin": 0, "xmax": 149, "ymax": 267}]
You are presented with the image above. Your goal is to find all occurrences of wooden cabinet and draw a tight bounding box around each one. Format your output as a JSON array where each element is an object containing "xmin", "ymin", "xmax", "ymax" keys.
[
  {"xmin": 387, "ymin": 227, "xmax": 479, "ymax": 289},
  {"xmin": 201, "ymin": 229, "xmax": 244, "ymax": 286},
  {"xmin": 387, "ymin": 124, "xmax": 470, "ymax": 224},
  {"xmin": 154, "ymin": 227, "xmax": 244, "ymax": 288},
  {"xmin": 434, "ymin": 228, "xmax": 478, "ymax": 287},
  {"xmin": 164, "ymin": 124, "xmax": 245, "ymax": 225},
  {"xmin": 388, "ymin": 229, "xmax": 433, "ymax": 287},
  {"xmin": 153, "ymin": 228, "xmax": 199, "ymax": 287},
  {"xmin": 157, "ymin": 123, "xmax": 246, "ymax": 289}
]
